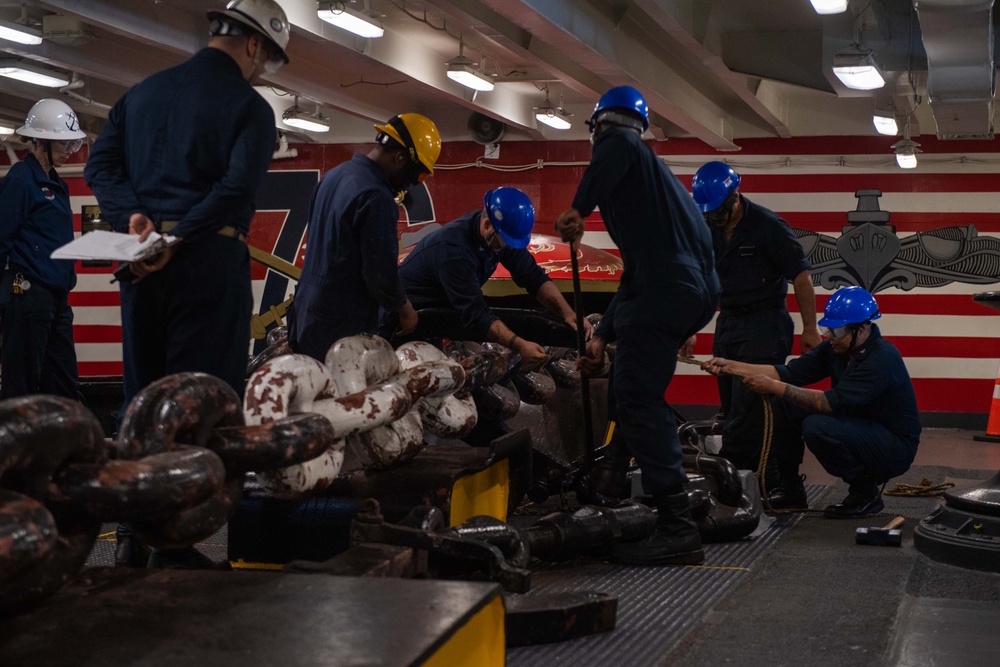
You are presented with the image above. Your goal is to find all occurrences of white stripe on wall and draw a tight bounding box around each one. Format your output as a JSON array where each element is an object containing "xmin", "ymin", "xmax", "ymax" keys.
[
  {"xmin": 674, "ymin": 356, "xmax": 997, "ymax": 380},
  {"xmin": 73, "ymin": 307, "xmax": 121, "ymax": 326},
  {"xmin": 74, "ymin": 342, "xmax": 123, "ymax": 361},
  {"xmin": 748, "ymin": 192, "xmax": 1000, "ymax": 214},
  {"xmin": 662, "ymin": 153, "xmax": 1000, "ymax": 175}
]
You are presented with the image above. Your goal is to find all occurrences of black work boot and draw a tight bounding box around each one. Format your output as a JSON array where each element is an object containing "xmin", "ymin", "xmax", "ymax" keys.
[
  {"xmin": 762, "ymin": 453, "xmax": 782, "ymax": 495},
  {"xmin": 582, "ymin": 459, "xmax": 631, "ymax": 506},
  {"xmin": 578, "ymin": 435, "xmax": 632, "ymax": 506},
  {"xmin": 766, "ymin": 474, "xmax": 808, "ymax": 511},
  {"xmin": 610, "ymin": 489, "xmax": 705, "ymax": 566},
  {"xmin": 147, "ymin": 547, "xmax": 231, "ymax": 570},
  {"xmin": 114, "ymin": 524, "xmax": 151, "ymax": 568},
  {"xmin": 823, "ymin": 476, "xmax": 884, "ymax": 519}
]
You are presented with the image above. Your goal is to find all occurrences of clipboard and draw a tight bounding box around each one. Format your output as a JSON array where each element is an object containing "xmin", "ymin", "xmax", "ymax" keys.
[{"xmin": 51, "ymin": 230, "xmax": 180, "ymax": 263}]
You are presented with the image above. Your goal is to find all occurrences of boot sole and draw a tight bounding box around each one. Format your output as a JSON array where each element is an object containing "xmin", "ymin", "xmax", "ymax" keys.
[
  {"xmin": 765, "ymin": 503, "xmax": 809, "ymax": 512},
  {"xmin": 610, "ymin": 548, "xmax": 705, "ymax": 567},
  {"xmin": 822, "ymin": 498, "xmax": 885, "ymax": 519}
]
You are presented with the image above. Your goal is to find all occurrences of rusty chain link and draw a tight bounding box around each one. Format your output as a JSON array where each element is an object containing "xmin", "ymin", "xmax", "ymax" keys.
[{"xmin": 3, "ymin": 331, "xmax": 587, "ymax": 614}]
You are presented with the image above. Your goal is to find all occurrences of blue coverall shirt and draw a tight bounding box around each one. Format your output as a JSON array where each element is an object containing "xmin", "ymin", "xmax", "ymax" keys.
[
  {"xmin": 777, "ymin": 324, "xmax": 921, "ymax": 448},
  {"xmin": 0, "ymin": 152, "xmax": 79, "ymax": 400},
  {"xmin": 397, "ymin": 210, "xmax": 550, "ymax": 339},
  {"xmin": 571, "ymin": 126, "xmax": 719, "ymax": 340},
  {"xmin": 713, "ymin": 195, "xmax": 809, "ymax": 312},
  {"xmin": 291, "ymin": 154, "xmax": 406, "ymax": 360},
  {"xmin": 84, "ymin": 46, "xmax": 274, "ymax": 403},
  {"xmin": 0, "ymin": 153, "xmax": 76, "ymax": 294},
  {"xmin": 85, "ymin": 47, "xmax": 275, "ymax": 240}
]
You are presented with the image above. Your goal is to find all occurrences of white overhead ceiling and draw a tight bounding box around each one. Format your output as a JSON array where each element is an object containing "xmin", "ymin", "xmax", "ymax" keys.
[{"xmin": 0, "ymin": 0, "xmax": 994, "ymax": 149}]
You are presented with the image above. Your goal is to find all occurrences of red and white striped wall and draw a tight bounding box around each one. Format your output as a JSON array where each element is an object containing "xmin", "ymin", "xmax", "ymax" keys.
[{"xmin": 12, "ymin": 135, "xmax": 999, "ymax": 419}]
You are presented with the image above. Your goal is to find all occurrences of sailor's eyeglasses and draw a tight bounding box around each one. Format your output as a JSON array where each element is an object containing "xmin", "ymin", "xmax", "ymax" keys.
[
  {"xmin": 53, "ymin": 139, "xmax": 83, "ymax": 154},
  {"xmin": 822, "ymin": 324, "xmax": 854, "ymax": 339}
]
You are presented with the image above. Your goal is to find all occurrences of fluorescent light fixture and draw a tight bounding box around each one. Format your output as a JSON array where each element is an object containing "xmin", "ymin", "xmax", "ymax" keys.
[
  {"xmin": 892, "ymin": 138, "xmax": 920, "ymax": 169},
  {"xmin": 832, "ymin": 48, "xmax": 886, "ymax": 91},
  {"xmin": 446, "ymin": 56, "xmax": 494, "ymax": 92},
  {"xmin": 317, "ymin": 2, "xmax": 384, "ymax": 39},
  {"xmin": 810, "ymin": 0, "xmax": 849, "ymax": 14},
  {"xmin": 0, "ymin": 20, "xmax": 42, "ymax": 45},
  {"xmin": 281, "ymin": 99, "xmax": 330, "ymax": 133},
  {"xmin": 872, "ymin": 109, "xmax": 898, "ymax": 136},
  {"xmin": 0, "ymin": 121, "xmax": 15, "ymax": 137},
  {"xmin": 0, "ymin": 60, "xmax": 70, "ymax": 88},
  {"xmin": 283, "ymin": 115, "xmax": 329, "ymax": 133},
  {"xmin": 535, "ymin": 105, "xmax": 572, "ymax": 130},
  {"xmin": 895, "ymin": 152, "xmax": 917, "ymax": 169},
  {"xmin": 281, "ymin": 111, "xmax": 330, "ymax": 132}
]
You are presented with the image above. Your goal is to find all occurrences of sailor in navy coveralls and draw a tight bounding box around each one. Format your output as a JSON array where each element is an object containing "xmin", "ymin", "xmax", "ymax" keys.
[{"xmin": 0, "ymin": 98, "xmax": 87, "ymax": 399}]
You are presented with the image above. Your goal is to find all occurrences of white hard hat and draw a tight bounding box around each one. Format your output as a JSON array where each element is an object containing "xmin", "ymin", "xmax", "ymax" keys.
[
  {"xmin": 207, "ymin": 0, "xmax": 290, "ymax": 64},
  {"xmin": 16, "ymin": 99, "xmax": 87, "ymax": 140}
]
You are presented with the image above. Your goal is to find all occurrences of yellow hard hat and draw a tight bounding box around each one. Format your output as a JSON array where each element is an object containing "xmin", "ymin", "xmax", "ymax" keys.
[{"xmin": 374, "ymin": 113, "xmax": 441, "ymax": 175}]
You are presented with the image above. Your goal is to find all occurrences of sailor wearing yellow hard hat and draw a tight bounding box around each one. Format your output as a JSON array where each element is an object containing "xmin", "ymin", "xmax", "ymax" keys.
[{"xmin": 289, "ymin": 113, "xmax": 442, "ymax": 360}]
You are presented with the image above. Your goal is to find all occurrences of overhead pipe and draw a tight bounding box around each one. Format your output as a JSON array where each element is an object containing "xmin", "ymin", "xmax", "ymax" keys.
[
  {"xmin": 59, "ymin": 75, "xmax": 85, "ymax": 92},
  {"xmin": 914, "ymin": 0, "xmax": 996, "ymax": 139},
  {"xmin": 57, "ymin": 74, "xmax": 112, "ymax": 114},
  {"xmin": 60, "ymin": 90, "xmax": 111, "ymax": 114},
  {"xmin": 272, "ymin": 132, "xmax": 298, "ymax": 160}
]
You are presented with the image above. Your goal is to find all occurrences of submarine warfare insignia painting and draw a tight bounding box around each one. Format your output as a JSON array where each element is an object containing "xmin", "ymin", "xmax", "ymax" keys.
[{"xmin": 795, "ymin": 190, "xmax": 1000, "ymax": 293}]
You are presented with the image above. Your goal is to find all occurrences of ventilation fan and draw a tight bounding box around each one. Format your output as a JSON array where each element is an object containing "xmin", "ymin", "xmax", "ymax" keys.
[{"xmin": 468, "ymin": 112, "xmax": 506, "ymax": 145}]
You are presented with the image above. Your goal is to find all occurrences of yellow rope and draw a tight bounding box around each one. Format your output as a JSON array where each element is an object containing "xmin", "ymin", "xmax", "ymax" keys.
[
  {"xmin": 756, "ymin": 397, "xmax": 777, "ymax": 512},
  {"xmin": 884, "ymin": 478, "xmax": 955, "ymax": 497},
  {"xmin": 677, "ymin": 355, "xmax": 815, "ymax": 514}
]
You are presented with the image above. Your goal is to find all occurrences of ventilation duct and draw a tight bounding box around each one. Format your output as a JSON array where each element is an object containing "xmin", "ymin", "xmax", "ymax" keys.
[{"xmin": 914, "ymin": 0, "xmax": 996, "ymax": 140}]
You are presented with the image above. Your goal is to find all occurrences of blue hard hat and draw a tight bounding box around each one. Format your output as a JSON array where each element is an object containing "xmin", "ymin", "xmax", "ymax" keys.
[
  {"xmin": 589, "ymin": 85, "xmax": 649, "ymax": 133},
  {"xmin": 692, "ymin": 161, "xmax": 741, "ymax": 213},
  {"xmin": 819, "ymin": 286, "xmax": 882, "ymax": 328},
  {"xmin": 484, "ymin": 187, "xmax": 535, "ymax": 249}
]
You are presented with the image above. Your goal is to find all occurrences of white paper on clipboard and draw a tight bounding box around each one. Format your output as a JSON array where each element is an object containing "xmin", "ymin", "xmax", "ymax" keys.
[{"xmin": 51, "ymin": 230, "xmax": 179, "ymax": 262}]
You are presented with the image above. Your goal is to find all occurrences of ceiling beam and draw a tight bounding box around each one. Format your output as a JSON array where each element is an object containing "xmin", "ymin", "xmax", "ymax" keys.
[
  {"xmin": 476, "ymin": 0, "xmax": 740, "ymax": 150},
  {"xmin": 34, "ymin": 0, "xmax": 398, "ymax": 126},
  {"xmin": 630, "ymin": 0, "xmax": 791, "ymax": 138},
  {"xmin": 283, "ymin": 2, "xmax": 544, "ymax": 136},
  {"xmin": 0, "ymin": 36, "xmax": 177, "ymax": 89},
  {"xmin": 34, "ymin": 0, "xmax": 202, "ymax": 56},
  {"xmin": 420, "ymin": 0, "xmax": 603, "ymax": 99}
]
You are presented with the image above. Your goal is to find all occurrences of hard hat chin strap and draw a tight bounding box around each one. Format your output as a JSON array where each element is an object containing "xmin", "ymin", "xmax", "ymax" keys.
[
  {"xmin": 706, "ymin": 190, "xmax": 739, "ymax": 228},
  {"xmin": 31, "ymin": 138, "xmax": 54, "ymax": 173},
  {"xmin": 846, "ymin": 327, "xmax": 860, "ymax": 355},
  {"xmin": 589, "ymin": 110, "xmax": 644, "ymax": 133},
  {"xmin": 387, "ymin": 116, "xmax": 419, "ymax": 166},
  {"xmin": 844, "ymin": 320, "xmax": 874, "ymax": 356}
]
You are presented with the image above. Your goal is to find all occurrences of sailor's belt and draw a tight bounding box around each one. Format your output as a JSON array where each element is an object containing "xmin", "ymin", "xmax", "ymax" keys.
[{"xmin": 160, "ymin": 221, "xmax": 247, "ymax": 242}]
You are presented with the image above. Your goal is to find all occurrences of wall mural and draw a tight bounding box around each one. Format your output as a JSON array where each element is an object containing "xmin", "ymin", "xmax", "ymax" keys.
[
  {"xmin": 32, "ymin": 135, "xmax": 996, "ymax": 415},
  {"xmin": 251, "ymin": 173, "xmax": 434, "ymax": 353},
  {"xmin": 796, "ymin": 190, "xmax": 1000, "ymax": 293}
]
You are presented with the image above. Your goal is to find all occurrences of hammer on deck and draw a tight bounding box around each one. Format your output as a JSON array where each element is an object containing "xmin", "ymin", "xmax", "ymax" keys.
[{"xmin": 855, "ymin": 516, "xmax": 905, "ymax": 547}]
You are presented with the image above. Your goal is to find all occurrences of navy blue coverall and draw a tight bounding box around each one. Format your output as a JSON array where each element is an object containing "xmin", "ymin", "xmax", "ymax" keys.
[
  {"xmin": 391, "ymin": 210, "xmax": 549, "ymax": 337},
  {"xmin": 0, "ymin": 153, "xmax": 79, "ymax": 399},
  {"xmin": 86, "ymin": 47, "xmax": 275, "ymax": 405},
  {"xmin": 572, "ymin": 126, "xmax": 720, "ymax": 494},
  {"xmin": 713, "ymin": 195, "xmax": 810, "ymax": 469},
  {"xmin": 289, "ymin": 154, "xmax": 406, "ymax": 361},
  {"xmin": 774, "ymin": 324, "xmax": 920, "ymax": 484}
]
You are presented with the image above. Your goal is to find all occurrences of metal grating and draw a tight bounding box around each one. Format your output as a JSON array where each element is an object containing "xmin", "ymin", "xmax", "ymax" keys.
[
  {"xmin": 78, "ymin": 486, "xmax": 829, "ymax": 665},
  {"xmin": 507, "ymin": 485, "xmax": 829, "ymax": 666},
  {"xmin": 85, "ymin": 523, "xmax": 229, "ymax": 567}
]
